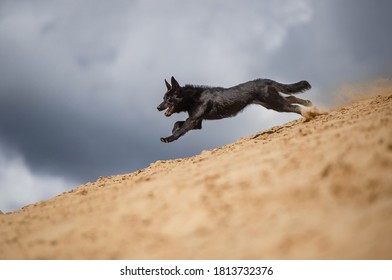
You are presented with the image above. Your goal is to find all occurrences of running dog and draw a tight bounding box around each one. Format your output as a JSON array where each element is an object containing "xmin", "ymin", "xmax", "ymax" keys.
[{"xmin": 157, "ymin": 76, "xmax": 318, "ymax": 143}]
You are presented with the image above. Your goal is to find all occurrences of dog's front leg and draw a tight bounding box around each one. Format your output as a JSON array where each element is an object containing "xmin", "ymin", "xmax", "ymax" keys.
[
  {"xmin": 161, "ymin": 118, "xmax": 200, "ymax": 143},
  {"xmin": 172, "ymin": 120, "xmax": 202, "ymax": 134},
  {"xmin": 172, "ymin": 121, "xmax": 185, "ymax": 134}
]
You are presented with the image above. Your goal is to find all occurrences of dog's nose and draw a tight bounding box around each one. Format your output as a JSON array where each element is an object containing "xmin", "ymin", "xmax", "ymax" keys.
[{"xmin": 157, "ymin": 104, "xmax": 165, "ymax": 111}]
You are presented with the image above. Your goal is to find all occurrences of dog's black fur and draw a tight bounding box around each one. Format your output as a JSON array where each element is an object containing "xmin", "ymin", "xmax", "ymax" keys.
[{"xmin": 157, "ymin": 76, "xmax": 313, "ymax": 143}]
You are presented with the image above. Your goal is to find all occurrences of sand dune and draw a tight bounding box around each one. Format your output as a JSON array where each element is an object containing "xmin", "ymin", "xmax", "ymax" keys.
[{"xmin": 1, "ymin": 86, "xmax": 391, "ymax": 259}]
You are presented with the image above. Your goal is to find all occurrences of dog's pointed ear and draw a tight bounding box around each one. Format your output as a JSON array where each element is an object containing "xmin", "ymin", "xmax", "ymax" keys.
[
  {"xmin": 171, "ymin": 76, "xmax": 180, "ymax": 89},
  {"xmin": 165, "ymin": 79, "xmax": 171, "ymax": 90}
]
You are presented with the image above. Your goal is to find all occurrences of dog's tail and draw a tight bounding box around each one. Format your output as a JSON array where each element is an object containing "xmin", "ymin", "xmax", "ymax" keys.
[{"xmin": 272, "ymin": 80, "xmax": 311, "ymax": 95}]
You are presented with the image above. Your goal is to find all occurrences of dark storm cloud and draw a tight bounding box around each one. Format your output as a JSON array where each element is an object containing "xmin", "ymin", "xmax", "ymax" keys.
[
  {"xmin": 267, "ymin": 0, "xmax": 392, "ymax": 94},
  {"xmin": 1, "ymin": 0, "xmax": 391, "ymax": 211}
]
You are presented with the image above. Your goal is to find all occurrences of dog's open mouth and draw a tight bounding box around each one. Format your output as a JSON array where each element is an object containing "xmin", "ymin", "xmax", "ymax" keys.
[{"xmin": 165, "ymin": 105, "xmax": 174, "ymax": 117}]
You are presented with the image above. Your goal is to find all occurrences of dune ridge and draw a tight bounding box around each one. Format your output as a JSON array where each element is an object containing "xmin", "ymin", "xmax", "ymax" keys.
[{"xmin": 1, "ymin": 88, "xmax": 391, "ymax": 259}]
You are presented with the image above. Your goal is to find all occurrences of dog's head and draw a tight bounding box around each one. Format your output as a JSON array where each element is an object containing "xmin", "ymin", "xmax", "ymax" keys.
[{"xmin": 157, "ymin": 76, "xmax": 183, "ymax": 117}]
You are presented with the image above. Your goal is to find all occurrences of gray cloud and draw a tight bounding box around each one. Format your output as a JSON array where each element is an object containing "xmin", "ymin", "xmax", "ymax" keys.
[
  {"xmin": 0, "ymin": 143, "xmax": 74, "ymax": 211},
  {"xmin": 268, "ymin": 0, "xmax": 392, "ymax": 93},
  {"xmin": 0, "ymin": 0, "xmax": 391, "ymax": 211}
]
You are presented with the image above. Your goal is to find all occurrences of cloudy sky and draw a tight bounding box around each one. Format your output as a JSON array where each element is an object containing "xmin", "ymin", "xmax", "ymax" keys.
[{"xmin": 0, "ymin": 0, "xmax": 391, "ymax": 212}]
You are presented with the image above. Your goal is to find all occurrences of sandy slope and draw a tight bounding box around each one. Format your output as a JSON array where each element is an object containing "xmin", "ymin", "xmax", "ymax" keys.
[{"xmin": 1, "ymin": 87, "xmax": 392, "ymax": 260}]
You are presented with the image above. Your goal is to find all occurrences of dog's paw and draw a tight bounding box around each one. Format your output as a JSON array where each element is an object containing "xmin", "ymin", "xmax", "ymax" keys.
[
  {"xmin": 160, "ymin": 137, "xmax": 171, "ymax": 143},
  {"xmin": 304, "ymin": 99, "xmax": 313, "ymax": 107}
]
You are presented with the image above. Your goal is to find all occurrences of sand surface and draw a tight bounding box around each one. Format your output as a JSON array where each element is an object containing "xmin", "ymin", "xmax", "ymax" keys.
[{"xmin": 1, "ymin": 86, "xmax": 392, "ymax": 259}]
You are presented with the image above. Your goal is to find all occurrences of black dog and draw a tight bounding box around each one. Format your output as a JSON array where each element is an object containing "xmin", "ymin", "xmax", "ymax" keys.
[{"xmin": 157, "ymin": 76, "xmax": 317, "ymax": 143}]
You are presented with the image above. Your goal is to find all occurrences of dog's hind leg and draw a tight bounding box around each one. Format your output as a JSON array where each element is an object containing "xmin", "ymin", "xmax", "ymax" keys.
[
  {"xmin": 280, "ymin": 103, "xmax": 322, "ymax": 120},
  {"xmin": 257, "ymin": 86, "xmax": 302, "ymax": 114},
  {"xmin": 257, "ymin": 86, "xmax": 320, "ymax": 119},
  {"xmin": 280, "ymin": 104, "xmax": 303, "ymax": 115},
  {"xmin": 284, "ymin": 96, "xmax": 313, "ymax": 107}
]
